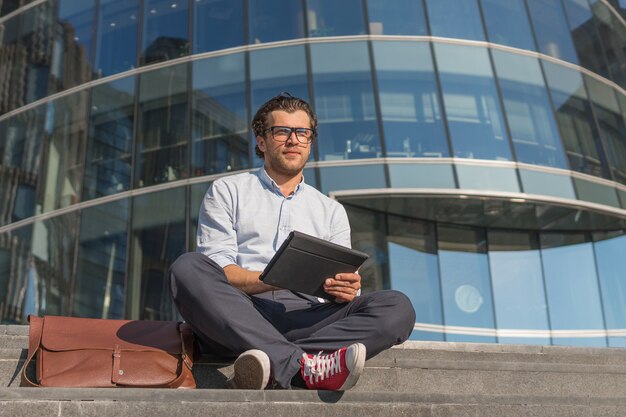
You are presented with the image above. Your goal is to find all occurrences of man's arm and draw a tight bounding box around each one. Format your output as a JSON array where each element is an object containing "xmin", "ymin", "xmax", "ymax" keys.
[{"xmin": 223, "ymin": 264, "xmax": 279, "ymax": 295}]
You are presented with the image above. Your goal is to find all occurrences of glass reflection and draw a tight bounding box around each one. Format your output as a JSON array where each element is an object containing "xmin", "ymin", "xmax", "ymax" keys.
[
  {"xmin": 492, "ymin": 51, "xmax": 566, "ymax": 168},
  {"xmin": 0, "ymin": 15, "xmax": 20, "ymax": 114},
  {"xmin": 434, "ymin": 43, "xmax": 512, "ymax": 161},
  {"xmin": 425, "ymin": 0, "xmax": 485, "ymax": 41},
  {"xmin": 372, "ymin": 41, "xmax": 449, "ymax": 158},
  {"xmin": 248, "ymin": 0, "xmax": 305, "ymax": 44},
  {"xmin": 136, "ymin": 63, "xmax": 188, "ymax": 187},
  {"xmin": 543, "ymin": 62, "xmax": 609, "ymax": 179},
  {"xmin": 480, "ymin": 0, "xmax": 536, "ymax": 51},
  {"xmin": 541, "ymin": 233, "xmax": 606, "ymax": 347},
  {"xmin": 306, "ymin": 0, "xmax": 366, "ymax": 37},
  {"xmin": 589, "ymin": 0, "xmax": 626, "ymax": 88},
  {"xmin": 526, "ymin": 0, "xmax": 579, "ymax": 64},
  {"xmin": 128, "ymin": 188, "xmax": 186, "ymax": 320},
  {"xmin": 366, "ymin": 0, "xmax": 428, "ymax": 35},
  {"xmin": 140, "ymin": 0, "xmax": 189, "ymax": 65},
  {"xmin": 192, "ymin": 55, "xmax": 248, "ymax": 177},
  {"xmin": 0, "ymin": 225, "xmax": 33, "ymax": 323},
  {"xmin": 488, "ymin": 231, "xmax": 549, "ymax": 345},
  {"xmin": 94, "ymin": 0, "xmax": 140, "ymax": 78},
  {"xmin": 73, "ymin": 199, "xmax": 128, "ymax": 319},
  {"xmin": 310, "ymin": 42, "xmax": 381, "ymax": 161},
  {"xmin": 83, "ymin": 77, "xmax": 135, "ymax": 200},
  {"xmin": 39, "ymin": 92, "xmax": 88, "ymax": 212},
  {"xmin": 193, "ymin": 0, "xmax": 244, "ymax": 53}
]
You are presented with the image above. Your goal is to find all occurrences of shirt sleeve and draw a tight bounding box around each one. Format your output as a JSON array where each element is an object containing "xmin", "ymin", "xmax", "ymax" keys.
[
  {"xmin": 196, "ymin": 181, "xmax": 239, "ymax": 268},
  {"xmin": 328, "ymin": 202, "xmax": 352, "ymax": 249}
]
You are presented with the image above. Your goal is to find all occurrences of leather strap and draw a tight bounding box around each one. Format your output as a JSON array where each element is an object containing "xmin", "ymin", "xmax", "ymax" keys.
[
  {"xmin": 111, "ymin": 345, "xmax": 122, "ymax": 384},
  {"xmin": 21, "ymin": 315, "xmax": 43, "ymax": 387}
]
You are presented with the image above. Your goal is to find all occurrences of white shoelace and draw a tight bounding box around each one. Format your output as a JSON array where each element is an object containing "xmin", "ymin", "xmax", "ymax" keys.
[{"xmin": 302, "ymin": 350, "xmax": 342, "ymax": 384}]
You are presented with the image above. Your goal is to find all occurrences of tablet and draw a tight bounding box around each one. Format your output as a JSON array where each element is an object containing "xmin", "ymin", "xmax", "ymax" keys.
[{"xmin": 259, "ymin": 231, "xmax": 369, "ymax": 299}]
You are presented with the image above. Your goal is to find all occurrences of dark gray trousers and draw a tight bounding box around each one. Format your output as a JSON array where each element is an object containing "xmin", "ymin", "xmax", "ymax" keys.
[{"xmin": 169, "ymin": 252, "xmax": 416, "ymax": 388}]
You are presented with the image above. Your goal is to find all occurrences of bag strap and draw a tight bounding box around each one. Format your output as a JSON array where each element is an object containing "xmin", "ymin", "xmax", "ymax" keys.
[{"xmin": 21, "ymin": 315, "xmax": 43, "ymax": 387}]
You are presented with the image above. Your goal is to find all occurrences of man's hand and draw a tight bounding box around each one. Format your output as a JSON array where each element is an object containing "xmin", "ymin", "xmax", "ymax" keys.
[
  {"xmin": 223, "ymin": 264, "xmax": 280, "ymax": 295},
  {"xmin": 323, "ymin": 272, "xmax": 361, "ymax": 303}
]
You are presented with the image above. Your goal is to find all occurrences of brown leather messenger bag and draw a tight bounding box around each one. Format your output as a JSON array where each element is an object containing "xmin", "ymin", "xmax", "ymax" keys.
[{"xmin": 21, "ymin": 315, "xmax": 196, "ymax": 388}]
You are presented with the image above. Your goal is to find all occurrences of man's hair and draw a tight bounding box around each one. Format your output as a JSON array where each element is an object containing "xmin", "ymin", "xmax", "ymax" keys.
[{"xmin": 252, "ymin": 92, "xmax": 317, "ymax": 159}]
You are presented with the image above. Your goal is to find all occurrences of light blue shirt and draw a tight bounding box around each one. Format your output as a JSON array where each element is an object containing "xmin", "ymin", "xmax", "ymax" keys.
[{"xmin": 197, "ymin": 168, "xmax": 352, "ymax": 272}]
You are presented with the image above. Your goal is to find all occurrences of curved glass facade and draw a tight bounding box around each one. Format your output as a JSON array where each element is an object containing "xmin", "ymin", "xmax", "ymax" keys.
[{"xmin": 0, "ymin": 0, "xmax": 625, "ymax": 346}]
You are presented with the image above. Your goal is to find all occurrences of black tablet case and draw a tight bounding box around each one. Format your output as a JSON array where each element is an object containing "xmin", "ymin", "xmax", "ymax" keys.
[{"xmin": 260, "ymin": 231, "xmax": 369, "ymax": 298}]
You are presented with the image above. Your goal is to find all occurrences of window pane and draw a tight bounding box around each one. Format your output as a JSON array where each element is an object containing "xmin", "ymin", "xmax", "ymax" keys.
[
  {"xmin": 366, "ymin": 0, "xmax": 428, "ymax": 35},
  {"xmin": 94, "ymin": 0, "xmax": 140, "ymax": 78},
  {"xmin": 425, "ymin": 0, "xmax": 485, "ymax": 41},
  {"xmin": 51, "ymin": 0, "xmax": 96, "ymax": 92},
  {"xmin": 438, "ymin": 225, "xmax": 496, "ymax": 343},
  {"xmin": 388, "ymin": 163, "xmax": 455, "ymax": 188},
  {"xmin": 372, "ymin": 41, "xmax": 448, "ymax": 158},
  {"xmin": 589, "ymin": 0, "xmax": 626, "ymax": 88},
  {"xmin": 73, "ymin": 199, "xmax": 128, "ymax": 319},
  {"xmin": 140, "ymin": 0, "xmax": 189, "ymax": 65},
  {"xmin": 519, "ymin": 169, "xmax": 576, "ymax": 199},
  {"xmin": 39, "ymin": 92, "xmax": 89, "ymax": 212},
  {"xmin": 83, "ymin": 77, "xmax": 135, "ymax": 200},
  {"xmin": 192, "ymin": 55, "xmax": 248, "ymax": 177},
  {"xmin": 489, "ymin": 231, "xmax": 550, "ymax": 345},
  {"xmin": 586, "ymin": 76, "xmax": 626, "ymax": 184},
  {"xmin": 388, "ymin": 217, "xmax": 442, "ymax": 341},
  {"xmin": 0, "ymin": 105, "xmax": 46, "ymax": 226},
  {"xmin": 310, "ymin": 42, "xmax": 382, "ymax": 161},
  {"xmin": 543, "ymin": 61, "xmax": 610, "ymax": 179},
  {"xmin": 526, "ymin": 0, "xmax": 579, "ymax": 64},
  {"xmin": 249, "ymin": 0, "xmax": 305, "ymax": 43},
  {"xmin": 307, "ymin": 0, "xmax": 365, "ymax": 37},
  {"xmin": 128, "ymin": 188, "xmax": 186, "ymax": 320},
  {"xmin": 541, "ymin": 233, "xmax": 606, "ymax": 347},
  {"xmin": 492, "ymin": 51, "xmax": 566, "ymax": 168},
  {"xmin": 480, "ymin": 0, "xmax": 536, "ymax": 50},
  {"xmin": 573, "ymin": 177, "xmax": 621, "ymax": 208},
  {"xmin": 562, "ymin": 0, "xmax": 610, "ymax": 79},
  {"xmin": 0, "ymin": 225, "xmax": 33, "ymax": 323},
  {"xmin": 456, "ymin": 165, "xmax": 520, "ymax": 192},
  {"xmin": 434, "ymin": 44, "xmax": 512, "ymax": 161},
  {"xmin": 136, "ymin": 63, "xmax": 188, "ymax": 187},
  {"xmin": 319, "ymin": 164, "xmax": 386, "ymax": 194},
  {"xmin": 193, "ymin": 0, "xmax": 244, "ymax": 53}
]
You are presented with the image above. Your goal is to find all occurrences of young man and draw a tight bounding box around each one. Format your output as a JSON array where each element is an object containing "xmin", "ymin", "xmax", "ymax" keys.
[{"xmin": 169, "ymin": 93, "xmax": 415, "ymax": 391}]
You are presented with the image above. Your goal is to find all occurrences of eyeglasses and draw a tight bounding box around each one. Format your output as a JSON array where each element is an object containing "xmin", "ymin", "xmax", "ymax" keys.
[{"xmin": 265, "ymin": 126, "xmax": 315, "ymax": 144}]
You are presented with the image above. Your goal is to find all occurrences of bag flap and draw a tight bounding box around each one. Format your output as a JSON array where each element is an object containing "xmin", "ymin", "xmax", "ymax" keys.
[{"xmin": 40, "ymin": 316, "xmax": 184, "ymax": 354}]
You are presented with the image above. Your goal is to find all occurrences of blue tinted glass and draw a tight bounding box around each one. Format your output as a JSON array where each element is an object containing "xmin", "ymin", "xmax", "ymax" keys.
[
  {"xmin": 192, "ymin": 54, "xmax": 248, "ymax": 176},
  {"xmin": 193, "ymin": 0, "xmax": 243, "ymax": 53},
  {"xmin": 543, "ymin": 62, "xmax": 609, "ymax": 179},
  {"xmin": 319, "ymin": 164, "xmax": 386, "ymax": 194},
  {"xmin": 519, "ymin": 169, "xmax": 576, "ymax": 199},
  {"xmin": 434, "ymin": 44, "xmax": 512, "ymax": 161},
  {"xmin": 562, "ymin": 0, "xmax": 610, "ymax": 78},
  {"xmin": 94, "ymin": 0, "xmax": 140, "ymax": 77},
  {"xmin": 249, "ymin": 0, "xmax": 305, "ymax": 43},
  {"xmin": 573, "ymin": 177, "xmax": 621, "ymax": 208},
  {"xmin": 456, "ymin": 165, "xmax": 520, "ymax": 192},
  {"xmin": 140, "ymin": 0, "xmax": 189, "ymax": 65},
  {"xmin": 489, "ymin": 231, "xmax": 550, "ymax": 345},
  {"xmin": 372, "ymin": 41, "xmax": 449, "ymax": 158},
  {"xmin": 541, "ymin": 235, "xmax": 606, "ymax": 346},
  {"xmin": 310, "ymin": 42, "xmax": 382, "ymax": 161},
  {"xmin": 136, "ymin": 63, "xmax": 189, "ymax": 187},
  {"xmin": 307, "ymin": 0, "xmax": 365, "ymax": 37},
  {"xmin": 73, "ymin": 199, "xmax": 129, "ymax": 319},
  {"xmin": 438, "ymin": 226, "xmax": 496, "ymax": 343},
  {"xmin": 388, "ymin": 164, "xmax": 456, "ymax": 188},
  {"xmin": 526, "ymin": 0, "xmax": 579, "ymax": 64},
  {"xmin": 53, "ymin": 0, "xmax": 96, "ymax": 92},
  {"xmin": 480, "ymin": 0, "xmax": 536, "ymax": 50},
  {"xmin": 0, "ymin": 225, "xmax": 33, "ymax": 322},
  {"xmin": 366, "ymin": 0, "xmax": 428, "ymax": 35},
  {"xmin": 425, "ymin": 0, "xmax": 485, "ymax": 41},
  {"xmin": 589, "ymin": 0, "xmax": 626, "ymax": 88},
  {"xmin": 492, "ymin": 51, "xmax": 567, "ymax": 169},
  {"xmin": 595, "ymin": 234, "xmax": 626, "ymax": 339},
  {"xmin": 84, "ymin": 77, "xmax": 135, "ymax": 200}
]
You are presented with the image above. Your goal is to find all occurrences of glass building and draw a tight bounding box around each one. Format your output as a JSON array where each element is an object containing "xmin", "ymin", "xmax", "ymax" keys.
[{"xmin": 0, "ymin": 0, "xmax": 625, "ymax": 347}]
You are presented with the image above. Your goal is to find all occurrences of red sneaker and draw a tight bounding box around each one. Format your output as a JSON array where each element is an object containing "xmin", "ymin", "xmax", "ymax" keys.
[{"xmin": 300, "ymin": 343, "xmax": 366, "ymax": 391}]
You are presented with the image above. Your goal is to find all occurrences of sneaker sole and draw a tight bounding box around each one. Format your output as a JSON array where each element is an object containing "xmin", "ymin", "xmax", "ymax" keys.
[
  {"xmin": 231, "ymin": 350, "xmax": 271, "ymax": 390},
  {"xmin": 338, "ymin": 343, "xmax": 366, "ymax": 391}
]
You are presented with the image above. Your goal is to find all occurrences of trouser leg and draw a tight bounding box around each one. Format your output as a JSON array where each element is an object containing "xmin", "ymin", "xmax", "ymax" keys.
[{"xmin": 168, "ymin": 252, "xmax": 302, "ymax": 388}]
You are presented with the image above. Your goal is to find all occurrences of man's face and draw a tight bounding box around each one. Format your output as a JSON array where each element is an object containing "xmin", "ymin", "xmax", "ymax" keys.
[{"xmin": 257, "ymin": 110, "xmax": 312, "ymax": 178}]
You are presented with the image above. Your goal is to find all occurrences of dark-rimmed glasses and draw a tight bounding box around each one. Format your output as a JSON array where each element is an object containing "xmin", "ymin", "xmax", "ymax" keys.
[{"xmin": 264, "ymin": 126, "xmax": 315, "ymax": 144}]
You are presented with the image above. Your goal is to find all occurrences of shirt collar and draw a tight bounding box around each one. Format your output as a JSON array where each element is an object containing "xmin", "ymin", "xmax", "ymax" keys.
[{"xmin": 257, "ymin": 168, "xmax": 305, "ymax": 196}]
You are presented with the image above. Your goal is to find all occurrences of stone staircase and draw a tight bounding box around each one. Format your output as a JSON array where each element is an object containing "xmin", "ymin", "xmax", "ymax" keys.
[{"xmin": 2, "ymin": 324, "xmax": 626, "ymax": 416}]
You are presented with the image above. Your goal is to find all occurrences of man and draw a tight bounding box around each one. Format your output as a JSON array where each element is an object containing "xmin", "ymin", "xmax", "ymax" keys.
[{"xmin": 169, "ymin": 93, "xmax": 415, "ymax": 391}]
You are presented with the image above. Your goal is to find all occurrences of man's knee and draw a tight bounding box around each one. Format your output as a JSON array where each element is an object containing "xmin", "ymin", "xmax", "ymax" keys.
[
  {"xmin": 367, "ymin": 290, "xmax": 416, "ymax": 343},
  {"xmin": 169, "ymin": 252, "xmax": 223, "ymax": 298}
]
